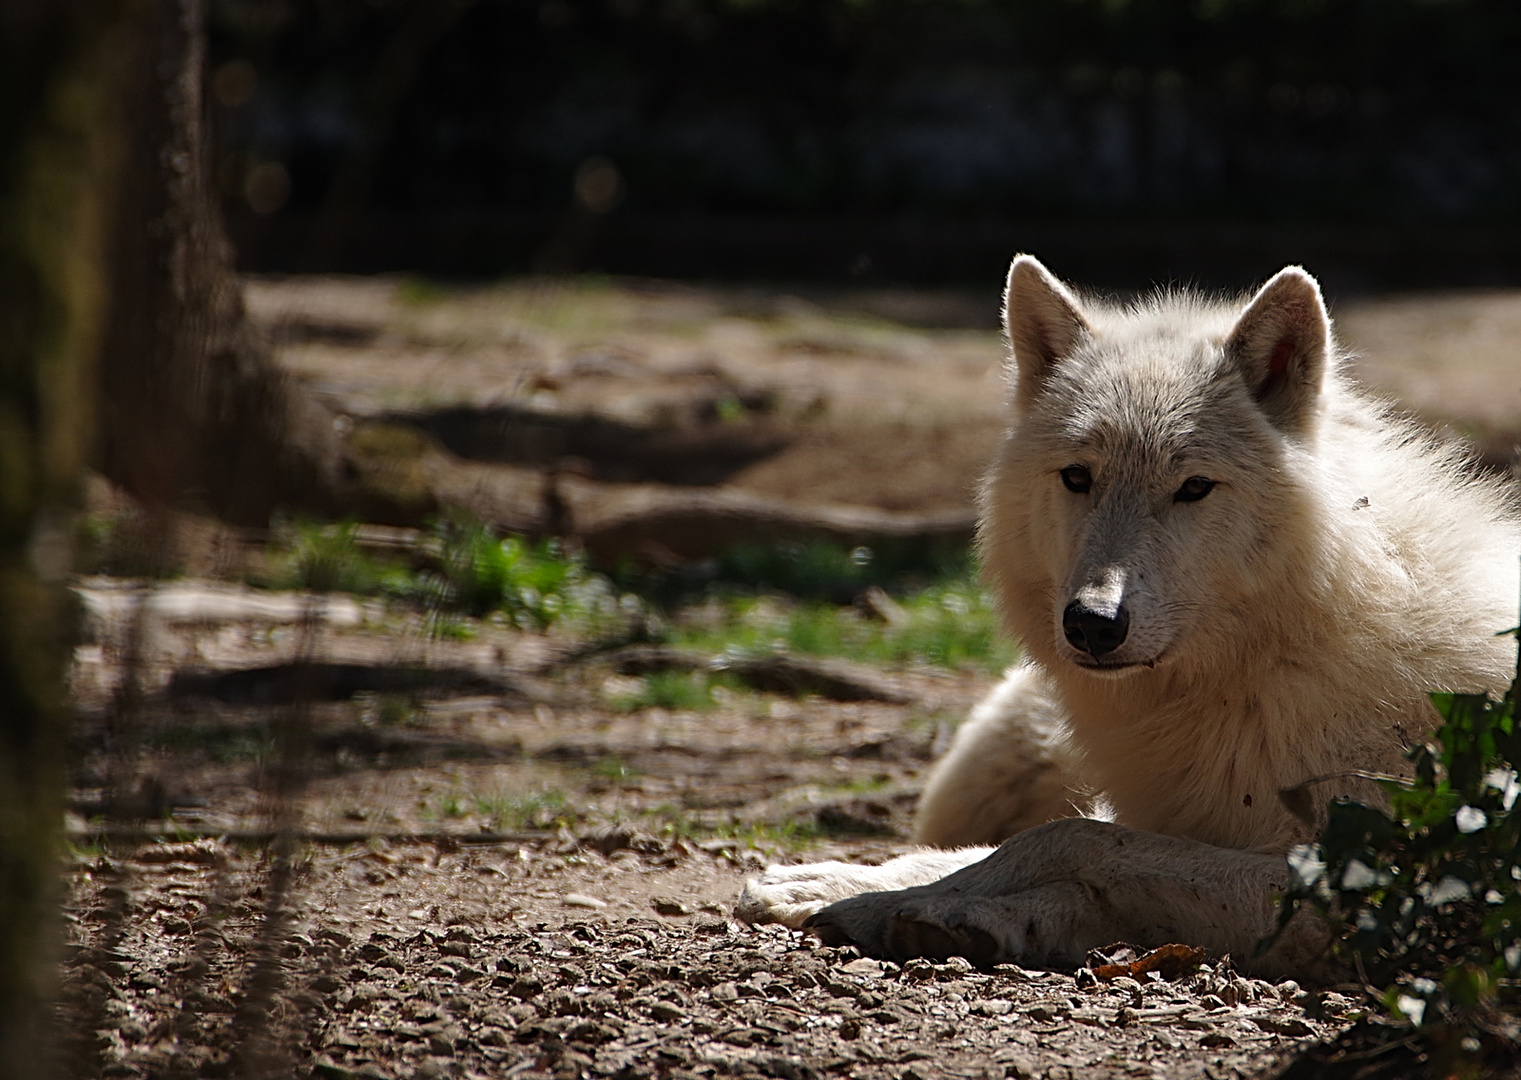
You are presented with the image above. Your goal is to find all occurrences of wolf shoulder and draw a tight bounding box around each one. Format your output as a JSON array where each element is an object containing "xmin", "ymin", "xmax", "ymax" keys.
[{"xmin": 1315, "ymin": 373, "xmax": 1520, "ymax": 696}]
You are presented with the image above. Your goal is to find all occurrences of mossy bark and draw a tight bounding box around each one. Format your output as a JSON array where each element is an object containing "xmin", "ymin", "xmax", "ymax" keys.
[
  {"xmin": 96, "ymin": 0, "xmax": 351, "ymax": 526},
  {"xmin": 0, "ymin": 2, "xmax": 127, "ymax": 1073}
]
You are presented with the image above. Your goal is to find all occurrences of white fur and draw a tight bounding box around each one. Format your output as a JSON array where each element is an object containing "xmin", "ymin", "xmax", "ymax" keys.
[
  {"xmin": 738, "ymin": 257, "xmax": 1521, "ymax": 977},
  {"xmin": 733, "ymin": 848, "xmax": 994, "ymax": 928}
]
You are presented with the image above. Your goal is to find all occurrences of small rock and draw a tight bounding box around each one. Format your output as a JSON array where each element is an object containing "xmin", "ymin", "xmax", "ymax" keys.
[
  {"xmin": 546, "ymin": 989, "xmax": 583, "ymax": 1016},
  {"xmin": 1200, "ymin": 1031, "xmax": 1236, "ymax": 1048},
  {"xmin": 1321, "ymin": 992, "xmax": 1355, "ymax": 1016},
  {"xmin": 1275, "ymin": 979, "xmax": 1301, "ymax": 1001},
  {"xmin": 566, "ymin": 1020, "xmax": 619, "ymax": 1044},
  {"xmin": 563, "ymin": 893, "xmax": 607, "ymax": 910},
  {"xmin": 838, "ymin": 1017, "xmax": 862, "ymax": 1039},
  {"xmin": 840, "ymin": 957, "xmax": 884, "ymax": 978},
  {"xmin": 1025, "ymin": 1004, "xmax": 1063, "ymax": 1022},
  {"xmin": 971, "ymin": 1000, "xmax": 1013, "ymax": 1017},
  {"xmin": 1222, "ymin": 977, "xmax": 1257, "ymax": 1005},
  {"xmin": 1112, "ymin": 1006, "xmax": 1138, "ymax": 1027},
  {"xmin": 711, "ymin": 981, "xmax": 740, "ymax": 1002},
  {"xmin": 1254, "ymin": 1014, "xmax": 1315, "ymax": 1037},
  {"xmin": 903, "ymin": 958, "xmax": 936, "ymax": 982},
  {"xmin": 507, "ymin": 977, "xmax": 543, "ymax": 1000},
  {"xmin": 647, "ymin": 1001, "xmax": 685, "ymax": 1022},
  {"xmin": 317, "ymin": 927, "xmax": 354, "ymax": 949},
  {"xmin": 938, "ymin": 956, "xmax": 974, "ymax": 978},
  {"xmin": 824, "ymin": 979, "xmax": 862, "ymax": 999},
  {"xmin": 651, "ymin": 897, "xmax": 692, "ymax": 917}
]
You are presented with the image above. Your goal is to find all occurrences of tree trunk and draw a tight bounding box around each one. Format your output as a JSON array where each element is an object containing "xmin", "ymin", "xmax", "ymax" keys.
[
  {"xmin": 96, "ymin": 0, "xmax": 352, "ymax": 526},
  {"xmin": 0, "ymin": 3, "xmax": 127, "ymax": 1074}
]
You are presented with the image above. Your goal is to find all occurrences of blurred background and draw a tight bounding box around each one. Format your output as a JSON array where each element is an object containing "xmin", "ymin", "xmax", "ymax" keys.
[
  {"xmin": 214, "ymin": 0, "xmax": 1521, "ymax": 291},
  {"xmin": 12, "ymin": 1, "xmax": 1521, "ymax": 1076}
]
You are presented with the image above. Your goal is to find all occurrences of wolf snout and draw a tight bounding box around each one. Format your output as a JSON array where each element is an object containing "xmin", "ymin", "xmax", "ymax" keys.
[{"xmin": 1062, "ymin": 601, "xmax": 1130, "ymax": 658}]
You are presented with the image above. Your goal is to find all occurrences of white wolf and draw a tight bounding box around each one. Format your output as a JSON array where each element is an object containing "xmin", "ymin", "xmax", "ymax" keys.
[{"xmin": 737, "ymin": 256, "xmax": 1521, "ymax": 978}]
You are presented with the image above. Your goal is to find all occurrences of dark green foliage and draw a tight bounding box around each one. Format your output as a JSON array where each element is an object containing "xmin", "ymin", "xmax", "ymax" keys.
[
  {"xmin": 277, "ymin": 519, "xmax": 384, "ymax": 595},
  {"xmin": 613, "ymin": 538, "xmax": 970, "ymax": 607},
  {"xmin": 410, "ymin": 518, "xmax": 620, "ymax": 630},
  {"xmin": 711, "ymin": 539, "xmax": 968, "ymax": 602},
  {"xmin": 1274, "ymin": 623, "xmax": 1521, "ymax": 1045},
  {"xmin": 266, "ymin": 515, "xmax": 628, "ymax": 635}
]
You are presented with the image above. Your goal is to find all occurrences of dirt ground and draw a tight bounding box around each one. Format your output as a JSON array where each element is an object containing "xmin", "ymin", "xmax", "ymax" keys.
[
  {"xmin": 246, "ymin": 274, "xmax": 1521, "ymax": 512},
  {"xmin": 57, "ymin": 275, "xmax": 1521, "ymax": 1079}
]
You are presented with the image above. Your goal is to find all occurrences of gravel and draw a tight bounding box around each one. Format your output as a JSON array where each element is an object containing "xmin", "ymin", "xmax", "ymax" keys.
[{"xmin": 56, "ymin": 837, "xmax": 1359, "ymax": 1079}]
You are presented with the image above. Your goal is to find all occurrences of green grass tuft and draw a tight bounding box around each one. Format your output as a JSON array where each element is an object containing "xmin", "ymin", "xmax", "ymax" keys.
[
  {"xmin": 608, "ymin": 670, "xmax": 746, "ymax": 712},
  {"xmin": 669, "ymin": 575, "xmax": 1014, "ymax": 674},
  {"xmin": 473, "ymin": 789, "xmax": 577, "ymax": 832},
  {"xmin": 402, "ymin": 518, "xmax": 625, "ymax": 633}
]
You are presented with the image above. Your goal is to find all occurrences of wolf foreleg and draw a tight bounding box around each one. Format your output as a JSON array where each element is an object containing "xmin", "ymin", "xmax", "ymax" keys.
[
  {"xmin": 802, "ymin": 817, "xmax": 1335, "ymax": 980},
  {"xmin": 735, "ymin": 847, "xmax": 995, "ymax": 929}
]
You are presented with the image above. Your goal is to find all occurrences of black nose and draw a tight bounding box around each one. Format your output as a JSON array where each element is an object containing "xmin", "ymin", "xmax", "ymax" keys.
[{"xmin": 1062, "ymin": 601, "xmax": 1130, "ymax": 658}]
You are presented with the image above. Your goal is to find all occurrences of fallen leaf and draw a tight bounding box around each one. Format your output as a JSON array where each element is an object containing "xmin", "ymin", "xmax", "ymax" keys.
[{"xmin": 1091, "ymin": 943, "xmax": 1206, "ymax": 982}]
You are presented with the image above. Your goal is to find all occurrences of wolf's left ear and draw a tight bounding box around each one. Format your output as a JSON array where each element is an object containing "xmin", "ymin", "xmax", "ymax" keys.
[{"xmin": 1225, "ymin": 267, "xmax": 1330, "ymax": 433}]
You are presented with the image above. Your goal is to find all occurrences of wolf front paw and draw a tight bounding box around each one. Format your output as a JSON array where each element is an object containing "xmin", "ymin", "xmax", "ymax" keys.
[
  {"xmin": 734, "ymin": 861, "xmax": 879, "ymax": 928},
  {"xmin": 804, "ymin": 881, "xmax": 1093, "ymax": 969}
]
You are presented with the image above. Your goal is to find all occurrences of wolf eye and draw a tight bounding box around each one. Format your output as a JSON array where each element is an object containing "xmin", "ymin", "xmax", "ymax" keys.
[
  {"xmin": 1059, "ymin": 466, "xmax": 1092, "ymax": 494},
  {"xmin": 1174, "ymin": 476, "xmax": 1215, "ymax": 503}
]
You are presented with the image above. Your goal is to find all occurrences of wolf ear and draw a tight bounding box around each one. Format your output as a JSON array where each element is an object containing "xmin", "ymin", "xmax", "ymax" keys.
[
  {"xmin": 1225, "ymin": 267, "xmax": 1330, "ymax": 432},
  {"xmin": 1003, "ymin": 255, "xmax": 1090, "ymax": 410}
]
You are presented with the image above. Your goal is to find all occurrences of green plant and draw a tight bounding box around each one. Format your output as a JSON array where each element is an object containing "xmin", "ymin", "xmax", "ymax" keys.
[
  {"xmin": 404, "ymin": 518, "xmax": 621, "ymax": 632},
  {"xmin": 396, "ymin": 275, "xmax": 446, "ymax": 306},
  {"xmin": 1272, "ymin": 620, "xmax": 1521, "ymax": 1069},
  {"xmin": 354, "ymin": 693, "xmax": 422, "ymax": 728},
  {"xmin": 711, "ymin": 539, "xmax": 964, "ymax": 602},
  {"xmin": 647, "ymin": 806, "xmax": 823, "ymax": 854},
  {"xmin": 669, "ymin": 576, "xmax": 1014, "ymax": 674},
  {"xmin": 268, "ymin": 518, "xmax": 388, "ymax": 594},
  {"xmin": 588, "ymin": 755, "xmax": 638, "ymax": 785},
  {"xmin": 474, "ymin": 789, "xmax": 575, "ymax": 832},
  {"xmin": 74, "ymin": 508, "xmax": 182, "ymax": 578},
  {"xmin": 609, "ymin": 670, "xmax": 743, "ymax": 712}
]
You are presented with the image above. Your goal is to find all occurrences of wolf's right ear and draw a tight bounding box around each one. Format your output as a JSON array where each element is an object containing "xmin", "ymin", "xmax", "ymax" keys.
[{"xmin": 1003, "ymin": 255, "xmax": 1089, "ymax": 410}]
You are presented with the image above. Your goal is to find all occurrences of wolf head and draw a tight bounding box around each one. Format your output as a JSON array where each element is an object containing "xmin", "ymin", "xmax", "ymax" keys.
[{"xmin": 981, "ymin": 255, "xmax": 1335, "ymax": 679}]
